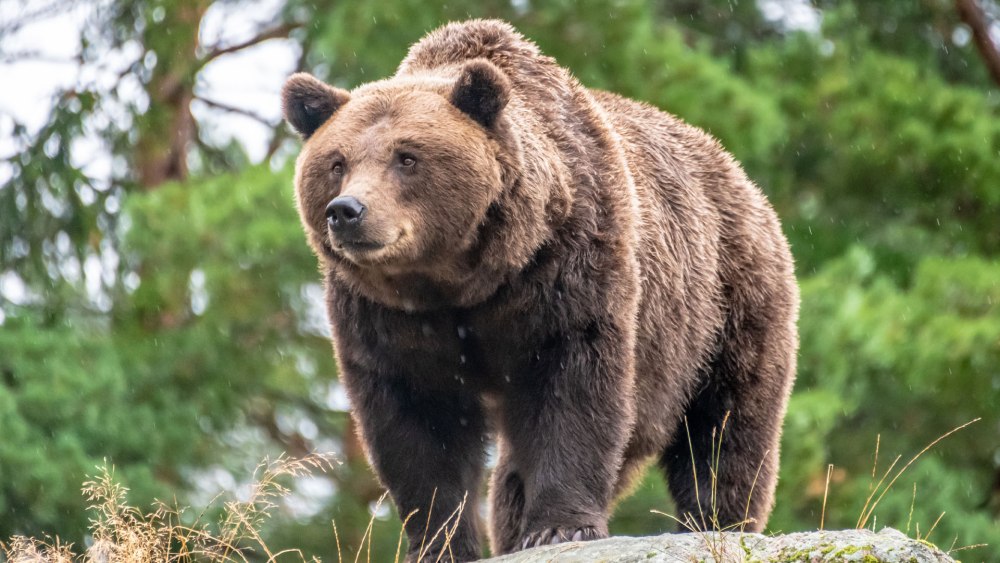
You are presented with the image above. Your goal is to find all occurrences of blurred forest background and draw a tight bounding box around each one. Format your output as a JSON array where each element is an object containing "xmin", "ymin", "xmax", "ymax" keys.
[{"xmin": 1, "ymin": 0, "xmax": 999, "ymax": 560}]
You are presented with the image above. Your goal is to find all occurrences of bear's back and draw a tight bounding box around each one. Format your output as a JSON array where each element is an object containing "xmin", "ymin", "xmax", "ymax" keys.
[{"xmin": 399, "ymin": 19, "xmax": 546, "ymax": 75}]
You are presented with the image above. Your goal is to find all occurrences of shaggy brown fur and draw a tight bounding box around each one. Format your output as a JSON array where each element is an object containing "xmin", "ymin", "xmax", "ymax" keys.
[{"xmin": 282, "ymin": 20, "xmax": 798, "ymax": 562}]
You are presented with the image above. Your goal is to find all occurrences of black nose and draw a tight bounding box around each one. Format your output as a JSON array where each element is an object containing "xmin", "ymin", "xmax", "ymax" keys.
[{"xmin": 326, "ymin": 196, "xmax": 367, "ymax": 230}]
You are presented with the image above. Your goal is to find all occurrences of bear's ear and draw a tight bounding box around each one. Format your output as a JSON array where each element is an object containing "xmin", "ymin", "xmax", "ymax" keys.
[
  {"xmin": 281, "ymin": 73, "xmax": 351, "ymax": 139},
  {"xmin": 449, "ymin": 60, "xmax": 510, "ymax": 128}
]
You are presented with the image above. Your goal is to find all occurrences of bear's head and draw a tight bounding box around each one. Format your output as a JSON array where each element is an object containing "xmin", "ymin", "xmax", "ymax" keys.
[{"xmin": 283, "ymin": 60, "xmax": 552, "ymax": 310}]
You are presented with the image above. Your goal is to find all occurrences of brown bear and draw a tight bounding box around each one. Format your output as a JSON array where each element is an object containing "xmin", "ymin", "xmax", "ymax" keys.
[{"xmin": 282, "ymin": 19, "xmax": 798, "ymax": 562}]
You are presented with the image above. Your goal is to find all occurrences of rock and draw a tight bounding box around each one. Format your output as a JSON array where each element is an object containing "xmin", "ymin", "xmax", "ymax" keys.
[{"xmin": 482, "ymin": 528, "xmax": 954, "ymax": 562}]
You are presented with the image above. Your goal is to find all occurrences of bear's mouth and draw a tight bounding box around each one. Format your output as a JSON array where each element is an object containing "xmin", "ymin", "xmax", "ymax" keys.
[
  {"xmin": 337, "ymin": 238, "xmax": 386, "ymax": 252},
  {"xmin": 326, "ymin": 229, "xmax": 407, "ymax": 266}
]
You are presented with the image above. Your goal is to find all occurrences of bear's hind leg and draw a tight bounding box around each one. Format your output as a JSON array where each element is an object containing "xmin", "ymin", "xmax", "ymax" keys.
[{"xmin": 660, "ymin": 301, "xmax": 796, "ymax": 533}]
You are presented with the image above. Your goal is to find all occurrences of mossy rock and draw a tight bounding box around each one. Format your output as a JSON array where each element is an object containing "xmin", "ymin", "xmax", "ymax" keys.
[{"xmin": 483, "ymin": 527, "xmax": 953, "ymax": 562}]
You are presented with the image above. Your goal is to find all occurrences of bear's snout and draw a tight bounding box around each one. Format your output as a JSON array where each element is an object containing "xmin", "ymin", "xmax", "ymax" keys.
[
  {"xmin": 326, "ymin": 195, "xmax": 367, "ymax": 233},
  {"xmin": 325, "ymin": 195, "xmax": 399, "ymax": 257}
]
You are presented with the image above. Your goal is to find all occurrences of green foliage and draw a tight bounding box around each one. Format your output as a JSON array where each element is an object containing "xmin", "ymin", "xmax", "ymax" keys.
[
  {"xmin": 749, "ymin": 36, "xmax": 1000, "ymax": 274},
  {"xmin": 817, "ymin": 1, "xmax": 997, "ymax": 88},
  {"xmin": 0, "ymin": 92, "xmax": 113, "ymax": 301},
  {"xmin": 2, "ymin": 0, "xmax": 999, "ymax": 560},
  {"xmin": 0, "ymin": 319, "xmax": 161, "ymax": 537},
  {"xmin": 774, "ymin": 248, "xmax": 1000, "ymax": 550}
]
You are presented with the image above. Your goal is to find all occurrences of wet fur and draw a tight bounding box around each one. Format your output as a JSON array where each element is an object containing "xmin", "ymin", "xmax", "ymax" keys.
[{"xmin": 286, "ymin": 20, "xmax": 798, "ymax": 562}]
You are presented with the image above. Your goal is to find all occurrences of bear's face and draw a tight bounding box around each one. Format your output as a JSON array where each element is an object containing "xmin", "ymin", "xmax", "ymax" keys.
[{"xmin": 283, "ymin": 62, "xmax": 516, "ymax": 306}]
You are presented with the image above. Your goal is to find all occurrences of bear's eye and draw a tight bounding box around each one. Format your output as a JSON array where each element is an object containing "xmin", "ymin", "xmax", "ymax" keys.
[
  {"xmin": 331, "ymin": 162, "xmax": 345, "ymax": 176},
  {"xmin": 399, "ymin": 154, "xmax": 417, "ymax": 168}
]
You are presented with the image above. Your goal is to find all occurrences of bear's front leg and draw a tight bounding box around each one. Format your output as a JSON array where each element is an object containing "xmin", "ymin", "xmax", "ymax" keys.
[
  {"xmin": 498, "ymin": 320, "xmax": 636, "ymax": 551},
  {"xmin": 341, "ymin": 360, "xmax": 486, "ymax": 562}
]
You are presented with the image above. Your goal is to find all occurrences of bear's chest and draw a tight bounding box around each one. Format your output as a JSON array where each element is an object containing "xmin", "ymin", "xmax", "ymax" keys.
[{"xmin": 354, "ymin": 301, "xmax": 542, "ymax": 392}]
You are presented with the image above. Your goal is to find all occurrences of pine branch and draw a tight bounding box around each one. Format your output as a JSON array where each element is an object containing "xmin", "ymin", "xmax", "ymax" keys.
[
  {"xmin": 0, "ymin": 0, "xmax": 65, "ymax": 35},
  {"xmin": 197, "ymin": 22, "xmax": 299, "ymax": 70},
  {"xmin": 194, "ymin": 95, "xmax": 278, "ymax": 127},
  {"xmin": 0, "ymin": 50, "xmax": 79, "ymax": 65}
]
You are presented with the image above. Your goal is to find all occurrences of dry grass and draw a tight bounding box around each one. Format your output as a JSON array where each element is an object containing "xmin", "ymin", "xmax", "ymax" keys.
[
  {"xmin": 0, "ymin": 453, "xmax": 471, "ymax": 563},
  {"xmin": 2, "ymin": 453, "xmax": 339, "ymax": 563},
  {"xmin": 855, "ymin": 418, "xmax": 980, "ymax": 531},
  {"xmin": 649, "ymin": 414, "xmax": 987, "ymax": 562},
  {"xmin": 650, "ymin": 413, "xmax": 759, "ymax": 561}
]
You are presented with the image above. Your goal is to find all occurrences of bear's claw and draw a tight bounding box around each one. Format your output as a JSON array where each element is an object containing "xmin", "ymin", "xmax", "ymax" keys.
[{"xmin": 520, "ymin": 526, "xmax": 601, "ymax": 550}]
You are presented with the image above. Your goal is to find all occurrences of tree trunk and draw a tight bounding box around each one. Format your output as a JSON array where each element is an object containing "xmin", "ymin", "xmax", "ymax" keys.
[
  {"xmin": 134, "ymin": 0, "xmax": 210, "ymax": 189},
  {"xmin": 955, "ymin": 0, "xmax": 1000, "ymax": 87}
]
